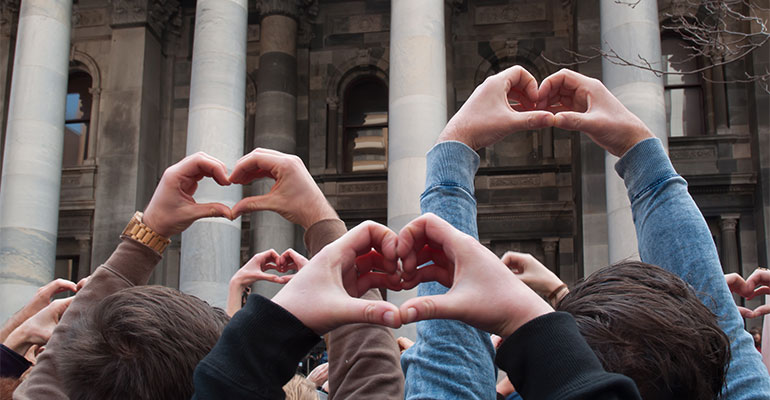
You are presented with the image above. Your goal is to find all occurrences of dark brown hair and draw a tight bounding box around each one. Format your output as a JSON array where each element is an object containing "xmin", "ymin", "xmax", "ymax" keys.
[
  {"xmin": 57, "ymin": 285, "xmax": 229, "ymax": 400},
  {"xmin": 557, "ymin": 261, "xmax": 730, "ymax": 399}
]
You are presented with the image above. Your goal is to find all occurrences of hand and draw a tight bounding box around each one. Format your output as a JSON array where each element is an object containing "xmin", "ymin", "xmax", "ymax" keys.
[
  {"xmin": 490, "ymin": 334, "xmax": 503, "ymax": 350},
  {"xmin": 142, "ymin": 152, "xmax": 233, "ymax": 238},
  {"xmin": 397, "ymin": 213, "xmax": 553, "ymax": 338},
  {"xmin": 306, "ymin": 362, "xmax": 329, "ymax": 387},
  {"xmin": 3, "ymin": 297, "xmax": 74, "ymax": 356},
  {"xmin": 272, "ymin": 221, "xmax": 403, "ymax": 334},
  {"xmin": 726, "ymin": 269, "xmax": 770, "ymax": 318},
  {"xmin": 537, "ymin": 68, "xmax": 655, "ymax": 157},
  {"xmin": 397, "ymin": 336, "xmax": 415, "ymax": 354},
  {"xmin": 278, "ymin": 248, "xmax": 308, "ymax": 273},
  {"xmin": 0, "ymin": 278, "xmax": 78, "ymax": 342},
  {"xmin": 226, "ymin": 249, "xmax": 292, "ymax": 317},
  {"xmin": 502, "ymin": 251, "xmax": 564, "ymax": 298},
  {"xmin": 438, "ymin": 66, "xmax": 554, "ymax": 150},
  {"xmin": 230, "ymin": 148, "xmax": 338, "ymax": 229}
]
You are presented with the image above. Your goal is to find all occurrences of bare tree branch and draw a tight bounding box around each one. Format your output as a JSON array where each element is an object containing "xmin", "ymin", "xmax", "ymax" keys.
[{"xmin": 541, "ymin": 0, "xmax": 770, "ymax": 93}]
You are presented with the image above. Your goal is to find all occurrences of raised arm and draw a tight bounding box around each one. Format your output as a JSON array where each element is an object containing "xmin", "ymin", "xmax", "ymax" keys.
[
  {"xmin": 192, "ymin": 221, "xmax": 403, "ymax": 399},
  {"xmin": 14, "ymin": 152, "xmax": 233, "ymax": 400},
  {"xmin": 402, "ymin": 65, "xmax": 553, "ymax": 400},
  {"xmin": 397, "ymin": 213, "xmax": 641, "ymax": 399},
  {"xmin": 540, "ymin": 68, "xmax": 770, "ymax": 398},
  {"xmin": 229, "ymin": 148, "xmax": 403, "ymax": 399}
]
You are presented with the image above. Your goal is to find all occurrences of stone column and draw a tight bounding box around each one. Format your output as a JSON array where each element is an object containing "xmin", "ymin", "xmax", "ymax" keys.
[
  {"xmin": 76, "ymin": 236, "xmax": 91, "ymax": 280},
  {"xmin": 600, "ymin": 1, "xmax": 668, "ymax": 264},
  {"xmin": 250, "ymin": 0, "xmax": 301, "ymax": 299},
  {"xmin": 324, "ymin": 96, "xmax": 339, "ymax": 173},
  {"xmin": 388, "ymin": 0, "xmax": 448, "ymax": 338},
  {"xmin": 0, "ymin": 0, "xmax": 72, "ymax": 324},
  {"xmin": 542, "ymin": 237, "xmax": 559, "ymax": 273},
  {"xmin": 719, "ymin": 215, "xmax": 741, "ymax": 275},
  {"xmin": 179, "ymin": 0, "xmax": 247, "ymax": 308}
]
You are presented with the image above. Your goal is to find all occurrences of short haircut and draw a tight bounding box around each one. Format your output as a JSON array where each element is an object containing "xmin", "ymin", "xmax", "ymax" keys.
[
  {"xmin": 283, "ymin": 374, "xmax": 319, "ymax": 400},
  {"xmin": 557, "ymin": 261, "xmax": 730, "ymax": 399},
  {"xmin": 57, "ymin": 285, "xmax": 229, "ymax": 400}
]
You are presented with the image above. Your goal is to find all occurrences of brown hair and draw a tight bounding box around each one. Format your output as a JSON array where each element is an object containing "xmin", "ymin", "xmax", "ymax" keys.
[
  {"xmin": 283, "ymin": 374, "xmax": 319, "ymax": 400},
  {"xmin": 57, "ymin": 285, "xmax": 229, "ymax": 400},
  {"xmin": 557, "ymin": 261, "xmax": 729, "ymax": 399}
]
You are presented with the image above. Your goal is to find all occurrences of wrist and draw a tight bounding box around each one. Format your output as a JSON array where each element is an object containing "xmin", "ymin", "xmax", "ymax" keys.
[
  {"xmin": 437, "ymin": 119, "xmax": 475, "ymax": 149},
  {"xmin": 302, "ymin": 198, "xmax": 339, "ymax": 230},
  {"xmin": 140, "ymin": 209, "xmax": 171, "ymax": 238},
  {"xmin": 3, "ymin": 328, "xmax": 31, "ymax": 356}
]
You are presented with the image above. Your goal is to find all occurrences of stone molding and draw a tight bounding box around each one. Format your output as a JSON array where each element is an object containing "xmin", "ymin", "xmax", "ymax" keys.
[
  {"xmin": 111, "ymin": 0, "xmax": 181, "ymax": 38},
  {"xmin": 719, "ymin": 214, "xmax": 740, "ymax": 231},
  {"xmin": 257, "ymin": 0, "xmax": 317, "ymax": 20}
]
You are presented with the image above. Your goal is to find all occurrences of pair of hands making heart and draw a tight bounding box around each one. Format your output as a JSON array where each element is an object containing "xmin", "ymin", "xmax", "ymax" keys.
[
  {"xmin": 141, "ymin": 148, "xmax": 338, "ymax": 240},
  {"xmin": 726, "ymin": 270, "xmax": 770, "ymax": 319},
  {"xmin": 272, "ymin": 213, "xmax": 553, "ymax": 338},
  {"xmin": 439, "ymin": 66, "xmax": 655, "ymax": 157}
]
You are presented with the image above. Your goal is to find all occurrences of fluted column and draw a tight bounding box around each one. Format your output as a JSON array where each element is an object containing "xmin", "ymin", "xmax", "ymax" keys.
[
  {"xmin": 388, "ymin": 0, "xmax": 448, "ymax": 337},
  {"xmin": 600, "ymin": 1, "xmax": 668, "ymax": 264},
  {"xmin": 0, "ymin": 0, "xmax": 72, "ymax": 324},
  {"xmin": 250, "ymin": 0, "xmax": 301, "ymax": 299},
  {"xmin": 179, "ymin": 0, "xmax": 247, "ymax": 308}
]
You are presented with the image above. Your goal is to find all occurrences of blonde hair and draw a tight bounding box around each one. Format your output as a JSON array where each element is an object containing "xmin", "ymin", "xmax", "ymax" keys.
[{"xmin": 283, "ymin": 374, "xmax": 318, "ymax": 400}]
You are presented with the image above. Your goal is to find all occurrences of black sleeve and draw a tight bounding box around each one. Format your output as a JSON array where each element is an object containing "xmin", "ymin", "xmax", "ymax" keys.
[
  {"xmin": 192, "ymin": 294, "xmax": 320, "ymax": 400},
  {"xmin": 495, "ymin": 312, "xmax": 641, "ymax": 400},
  {"xmin": 0, "ymin": 344, "xmax": 31, "ymax": 378}
]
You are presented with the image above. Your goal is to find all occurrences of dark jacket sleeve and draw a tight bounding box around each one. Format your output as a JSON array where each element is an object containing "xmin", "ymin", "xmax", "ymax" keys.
[
  {"xmin": 496, "ymin": 312, "xmax": 641, "ymax": 400},
  {"xmin": 304, "ymin": 219, "xmax": 404, "ymax": 400},
  {"xmin": 192, "ymin": 294, "xmax": 320, "ymax": 399},
  {"xmin": 0, "ymin": 344, "xmax": 31, "ymax": 379},
  {"xmin": 13, "ymin": 237, "xmax": 161, "ymax": 400}
]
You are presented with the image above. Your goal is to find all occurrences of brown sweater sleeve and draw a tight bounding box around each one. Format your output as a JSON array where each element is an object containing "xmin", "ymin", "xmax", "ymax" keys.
[
  {"xmin": 13, "ymin": 237, "xmax": 161, "ymax": 400},
  {"xmin": 304, "ymin": 219, "xmax": 404, "ymax": 400}
]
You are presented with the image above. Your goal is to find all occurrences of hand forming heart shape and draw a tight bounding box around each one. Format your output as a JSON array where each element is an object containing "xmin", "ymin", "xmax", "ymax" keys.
[{"xmin": 726, "ymin": 269, "xmax": 770, "ymax": 319}]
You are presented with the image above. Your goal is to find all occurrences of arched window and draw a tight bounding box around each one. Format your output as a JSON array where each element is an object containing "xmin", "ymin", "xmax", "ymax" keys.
[
  {"xmin": 63, "ymin": 70, "xmax": 92, "ymax": 167},
  {"xmin": 343, "ymin": 77, "xmax": 388, "ymax": 172},
  {"xmin": 661, "ymin": 38, "xmax": 704, "ymax": 137}
]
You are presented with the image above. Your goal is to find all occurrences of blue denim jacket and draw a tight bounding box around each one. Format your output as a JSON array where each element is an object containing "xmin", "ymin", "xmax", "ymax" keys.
[
  {"xmin": 617, "ymin": 138, "xmax": 770, "ymax": 398},
  {"xmin": 406, "ymin": 139, "xmax": 770, "ymax": 399},
  {"xmin": 401, "ymin": 141, "xmax": 497, "ymax": 400}
]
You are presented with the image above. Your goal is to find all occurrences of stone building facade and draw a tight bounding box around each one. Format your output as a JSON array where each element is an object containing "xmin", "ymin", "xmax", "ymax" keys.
[{"xmin": 0, "ymin": 0, "xmax": 768, "ymax": 333}]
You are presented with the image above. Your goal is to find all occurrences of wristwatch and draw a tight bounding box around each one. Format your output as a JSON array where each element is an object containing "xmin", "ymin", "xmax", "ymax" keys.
[{"xmin": 122, "ymin": 211, "xmax": 171, "ymax": 254}]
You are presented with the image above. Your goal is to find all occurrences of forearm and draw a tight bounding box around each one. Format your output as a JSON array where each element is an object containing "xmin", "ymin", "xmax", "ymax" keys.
[
  {"xmin": 401, "ymin": 140, "xmax": 497, "ymax": 400},
  {"xmin": 13, "ymin": 238, "xmax": 160, "ymax": 399},
  {"xmin": 497, "ymin": 312, "xmax": 641, "ymax": 399},
  {"xmin": 304, "ymin": 219, "xmax": 404, "ymax": 400},
  {"xmin": 193, "ymin": 294, "xmax": 319, "ymax": 399},
  {"xmin": 0, "ymin": 313, "xmax": 28, "ymax": 344},
  {"xmin": 617, "ymin": 138, "xmax": 770, "ymax": 397}
]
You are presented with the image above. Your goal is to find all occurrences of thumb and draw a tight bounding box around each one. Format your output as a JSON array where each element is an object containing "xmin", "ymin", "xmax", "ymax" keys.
[
  {"xmin": 400, "ymin": 295, "xmax": 454, "ymax": 324},
  {"xmin": 231, "ymin": 194, "xmax": 278, "ymax": 218},
  {"xmin": 738, "ymin": 306, "xmax": 755, "ymax": 318},
  {"xmin": 51, "ymin": 296, "xmax": 74, "ymax": 319},
  {"xmin": 189, "ymin": 202, "xmax": 233, "ymax": 221},
  {"xmin": 342, "ymin": 298, "xmax": 402, "ymax": 329},
  {"xmin": 513, "ymin": 111, "xmax": 554, "ymax": 130},
  {"xmin": 553, "ymin": 111, "xmax": 588, "ymax": 132}
]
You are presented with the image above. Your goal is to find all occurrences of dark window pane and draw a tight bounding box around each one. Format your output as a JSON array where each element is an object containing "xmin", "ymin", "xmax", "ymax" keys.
[
  {"xmin": 343, "ymin": 78, "xmax": 388, "ymax": 172},
  {"xmin": 665, "ymin": 87, "xmax": 703, "ymax": 137},
  {"xmin": 63, "ymin": 70, "xmax": 93, "ymax": 167}
]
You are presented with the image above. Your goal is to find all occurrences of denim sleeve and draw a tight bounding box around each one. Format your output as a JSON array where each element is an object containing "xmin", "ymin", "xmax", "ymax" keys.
[
  {"xmin": 400, "ymin": 140, "xmax": 497, "ymax": 400},
  {"xmin": 616, "ymin": 137, "xmax": 770, "ymax": 399}
]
